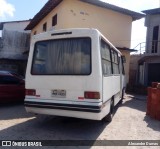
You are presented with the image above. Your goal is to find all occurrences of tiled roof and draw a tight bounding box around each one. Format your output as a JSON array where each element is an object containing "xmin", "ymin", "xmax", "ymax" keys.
[
  {"xmin": 142, "ymin": 8, "xmax": 160, "ymax": 15},
  {"xmin": 25, "ymin": 0, "xmax": 63, "ymax": 30},
  {"xmin": 25, "ymin": 0, "xmax": 145, "ymax": 30}
]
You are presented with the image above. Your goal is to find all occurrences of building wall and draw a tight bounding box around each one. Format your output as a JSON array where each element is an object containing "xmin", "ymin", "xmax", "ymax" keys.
[
  {"xmin": 0, "ymin": 21, "xmax": 31, "ymax": 56},
  {"xmin": 139, "ymin": 13, "xmax": 160, "ymax": 86},
  {"xmin": 0, "ymin": 30, "xmax": 30, "ymax": 57},
  {"xmin": 3, "ymin": 21, "xmax": 30, "ymax": 33},
  {"xmin": 31, "ymin": 0, "xmax": 132, "ymax": 48},
  {"xmin": 31, "ymin": 0, "xmax": 133, "ymax": 83},
  {"xmin": 0, "ymin": 21, "xmax": 31, "ymax": 75},
  {"xmin": 129, "ymin": 54, "xmax": 142, "ymax": 85},
  {"xmin": 121, "ymin": 51, "xmax": 130, "ymax": 83}
]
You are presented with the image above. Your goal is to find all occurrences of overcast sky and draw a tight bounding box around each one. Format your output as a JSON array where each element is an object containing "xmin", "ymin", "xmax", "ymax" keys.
[{"xmin": 0, "ymin": 0, "xmax": 159, "ymax": 48}]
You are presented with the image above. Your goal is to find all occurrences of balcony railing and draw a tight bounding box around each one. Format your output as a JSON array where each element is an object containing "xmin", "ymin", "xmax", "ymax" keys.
[
  {"xmin": 132, "ymin": 40, "xmax": 160, "ymax": 56},
  {"xmin": 133, "ymin": 42, "xmax": 146, "ymax": 55}
]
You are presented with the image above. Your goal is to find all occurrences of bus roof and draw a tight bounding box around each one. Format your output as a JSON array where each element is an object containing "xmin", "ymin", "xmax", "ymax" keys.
[{"xmin": 32, "ymin": 28, "xmax": 122, "ymax": 55}]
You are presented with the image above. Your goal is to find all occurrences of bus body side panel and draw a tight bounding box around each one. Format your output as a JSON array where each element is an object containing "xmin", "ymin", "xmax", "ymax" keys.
[
  {"xmin": 103, "ymin": 75, "xmax": 121, "ymax": 106},
  {"xmin": 119, "ymin": 55, "xmax": 126, "ymax": 98},
  {"xmin": 102, "ymin": 77, "xmax": 112, "ymax": 102},
  {"xmin": 112, "ymin": 76, "xmax": 121, "ymax": 105}
]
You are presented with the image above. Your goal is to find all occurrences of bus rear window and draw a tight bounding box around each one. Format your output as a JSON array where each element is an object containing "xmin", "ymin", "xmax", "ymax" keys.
[{"xmin": 31, "ymin": 38, "xmax": 91, "ymax": 75}]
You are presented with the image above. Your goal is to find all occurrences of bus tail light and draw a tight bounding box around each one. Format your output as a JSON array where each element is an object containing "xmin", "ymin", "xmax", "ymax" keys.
[
  {"xmin": 26, "ymin": 89, "xmax": 36, "ymax": 96},
  {"xmin": 84, "ymin": 91, "xmax": 100, "ymax": 99}
]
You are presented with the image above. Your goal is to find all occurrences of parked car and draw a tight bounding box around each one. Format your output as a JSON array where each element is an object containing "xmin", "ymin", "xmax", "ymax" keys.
[{"xmin": 0, "ymin": 71, "xmax": 25, "ymax": 103}]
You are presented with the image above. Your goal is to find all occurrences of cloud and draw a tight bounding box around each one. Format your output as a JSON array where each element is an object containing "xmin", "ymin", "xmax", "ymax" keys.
[
  {"xmin": 0, "ymin": 0, "xmax": 15, "ymax": 19},
  {"xmin": 101, "ymin": 0, "xmax": 159, "ymax": 12}
]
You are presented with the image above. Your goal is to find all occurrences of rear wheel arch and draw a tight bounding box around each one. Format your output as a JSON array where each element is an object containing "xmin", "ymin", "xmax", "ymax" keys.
[{"xmin": 102, "ymin": 97, "xmax": 114, "ymax": 122}]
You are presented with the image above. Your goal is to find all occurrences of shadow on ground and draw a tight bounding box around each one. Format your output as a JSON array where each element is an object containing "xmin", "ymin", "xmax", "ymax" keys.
[
  {"xmin": 0, "ymin": 103, "xmax": 34, "ymax": 120},
  {"xmin": 122, "ymin": 96, "xmax": 147, "ymax": 112},
  {"xmin": 143, "ymin": 115, "xmax": 160, "ymax": 132},
  {"xmin": 0, "ymin": 104, "xmax": 109, "ymax": 148},
  {"xmin": 122, "ymin": 95, "xmax": 160, "ymax": 131},
  {"xmin": 0, "ymin": 96, "xmax": 159, "ymax": 148}
]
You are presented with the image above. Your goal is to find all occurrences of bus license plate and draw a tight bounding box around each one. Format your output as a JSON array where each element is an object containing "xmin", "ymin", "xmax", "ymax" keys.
[{"xmin": 51, "ymin": 90, "xmax": 66, "ymax": 98}]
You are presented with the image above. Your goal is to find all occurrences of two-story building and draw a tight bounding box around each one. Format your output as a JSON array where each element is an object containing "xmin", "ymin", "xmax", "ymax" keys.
[
  {"xmin": 138, "ymin": 8, "xmax": 160, "ymax": 86},
  {"xmin": 0, "ymin": 20, "xmax": 30, "ymax": 76},
  {"xmin": 25, "ymin": 0, "xmax": 144, "ymax": 83}
]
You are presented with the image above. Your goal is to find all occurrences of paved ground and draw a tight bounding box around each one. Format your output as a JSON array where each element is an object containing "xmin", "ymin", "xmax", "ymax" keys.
[{"xmin": 0, "ymin": 94, "xmax": 160, "ymax": 149}]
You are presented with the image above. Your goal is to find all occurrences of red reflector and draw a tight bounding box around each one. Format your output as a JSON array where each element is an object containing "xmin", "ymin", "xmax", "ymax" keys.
[
  {"xmin": 25, "ymin": 89, "xmax": 36, "ymax": 96},
  {"xmin": 84, "ymin": 92, "xmax": 100, "ymax": 99},
  {"xmin": 78, "ymin": 97, "xmax": 85, "ymax": 100}
]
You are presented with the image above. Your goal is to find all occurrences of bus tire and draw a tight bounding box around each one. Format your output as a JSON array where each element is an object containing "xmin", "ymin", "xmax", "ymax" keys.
[
  {"xmin": 122, "ymin": 87, "xmax": 125, "ymax": 99},
  {"xmin": 119, "ymin": 88, "xmax": 125, "ymax": 104},
  {"xmin": 103, "ymin": 99, "xmax": 114, "ymax": 122}
]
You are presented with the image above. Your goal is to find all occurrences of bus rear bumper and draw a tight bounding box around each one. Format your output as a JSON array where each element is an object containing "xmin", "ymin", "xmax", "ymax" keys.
[{"xmin": 24, "ymin": 100, "xmax": 110, "ymax": 121}]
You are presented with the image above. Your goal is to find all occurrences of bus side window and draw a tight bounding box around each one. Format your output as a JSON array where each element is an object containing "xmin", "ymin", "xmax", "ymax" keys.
[
  {"xmin": 101, "ymin": 40, "xmax": 112, "ymax": 75},
  {"xmin": 111, "ymin": 49, "xmax": 120, "ymax": 74}
]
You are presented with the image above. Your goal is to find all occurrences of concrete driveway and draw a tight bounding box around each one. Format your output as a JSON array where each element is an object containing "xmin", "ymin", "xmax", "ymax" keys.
[{"xmin": 0, "ymin": 94, "xmax": 160, "ymax": 149}]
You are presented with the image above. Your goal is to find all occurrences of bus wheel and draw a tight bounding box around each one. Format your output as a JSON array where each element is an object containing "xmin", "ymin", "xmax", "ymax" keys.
[
  {"xmin": 119, "ymin": 88, "xmax": 125, "ymax": 104},
  {"xmin": 103, "ymin": 99, "xmax": 114, "ymax": 122}
]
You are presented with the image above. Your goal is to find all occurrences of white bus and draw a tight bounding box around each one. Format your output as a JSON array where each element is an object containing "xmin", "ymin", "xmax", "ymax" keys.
[{"xmin": 25, "ymin": 28, "xmax": 126, "ymax": 122}]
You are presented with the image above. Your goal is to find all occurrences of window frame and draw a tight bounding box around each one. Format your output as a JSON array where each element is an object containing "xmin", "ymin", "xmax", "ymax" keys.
[
  {"xmin": 52, "ymin": 14, "xmax": 57, "ymax": 26},
  {"xmin": 110, "ymin": 48, "xmax": 120, "ymax": 75},
  {"xmin": 100, "ymin": 38, "xmax": 121, "ymax": 76},
  {"xmin": 152, "ymin": 25, "xmax": 159, "ymax": 53},
  {"xmin": 34, "ymin": 31, "xmax": 37, "ymax": 35},
  {"xmin": 43, "ymin": 22, "xmax": 47, "ymax": 32},
  {"xmin": 31, "ymin": 37, "xmax": 92, "ymax": 76},
  {"xmin": 121, "ymin": 56, "xmax": 125, "ymax": 75},
  {"xmin": 100, "ymin": 39, "xmax": 112, "ymax": 76}
]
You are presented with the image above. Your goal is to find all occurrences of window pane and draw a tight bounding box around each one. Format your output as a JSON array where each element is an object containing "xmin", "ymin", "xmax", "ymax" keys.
[
  {"xmin": 111, "ymin": 50, "xmax": 115, "ymax": 63},
  {"xmin": 101, "ymin": 40, "xmax": 111, "ymax": 61},
  {"xmin": 102, "ymin": 60, "xmax": 112, "ymax": 75},
  {"xmin": 43, "ymin": 23, "xmax": 47, "ymax": 32},
  {"xmin": 111, "ymin": 49, "xmax": 120, "ymax": 74},
  {"xmin": 101, "ymin": 40, "xmax": 112, "ymax": 75},
  {"xmin": 32, "ymin": 38, "xmax": 91, "ymax": 75},
  {"xmin": 52, "ymin": 14, "xmax": 57, "ymax": 26},
  {"xmin": 114, "ymin": 52, "xmax": 118, "ymax": 64},
  {"xmin": 113, "ymin": 63, "xmax": 119, "ymax": 74}
]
